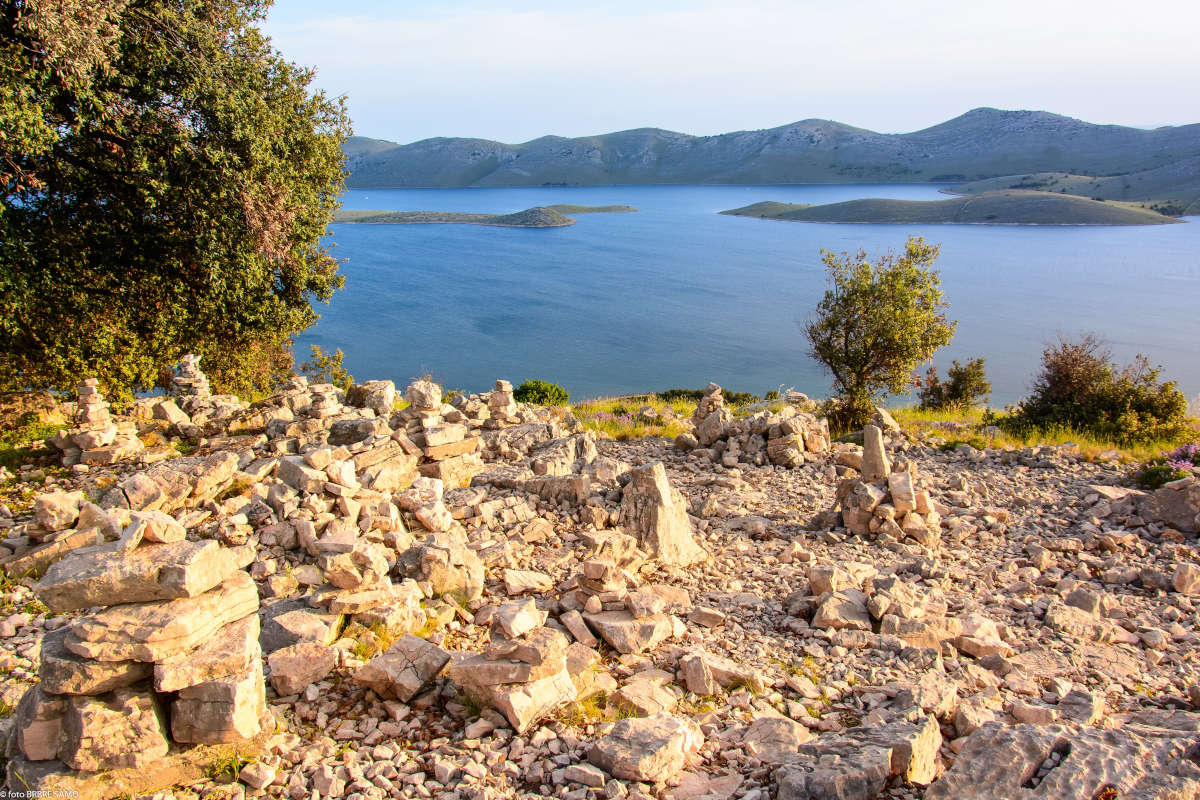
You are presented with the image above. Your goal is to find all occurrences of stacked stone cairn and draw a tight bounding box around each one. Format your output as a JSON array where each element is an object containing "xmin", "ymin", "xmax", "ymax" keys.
[
  {"xmin": 486, "ymin": 379, "xmax": 520, "ymax": 427},
  {"xmin": 674, "ymin": 382, "xmax": 830, "ymax": 468},
  {"xmin": 395, "ymin": 378, "xmax": 485, "ymax": 488},
  {"xmin": 171, "ymin": 353, "xmax": 211, "ymax": 409},
  {"xmin": 449, "ymin": 598, "xmax": 577, "ymax": 732},
  {"xmin": 6, "ymin": 526, "xmax": 265, "ymax": 790},
  {"xmin": 834, "ymin": 424, "xmax": 942, "ymax": 548},
  {"xmin": 46, "ymin": 379, "xmax": 145, "ymax": 467}
]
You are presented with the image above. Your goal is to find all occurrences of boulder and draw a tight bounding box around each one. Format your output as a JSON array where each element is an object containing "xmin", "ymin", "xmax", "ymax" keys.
[
  {"xmin": 584, "ymin": 610, "xmax": 674, "ymax": 654},
  {"xmin": 353, "ymin": 635, "xmax": 450, "ymax": 702},
  {"xmin": 60, "ymin": 689, "xmax": 170, "ymax": 771},
  {"xmin": 461, "ymin": 668, "xmax": 576, "ymax": 733},
  {"xmin": 268, "ymin": 642, "xmax": 338, "ymax": 696},
  {"xmin": 170, "ymin": 661, "xmax": 266, "ymax": 744},
  {"xmin": 589, "ymin": 713, "xmax": 703, "ymax": 783},
  {"xmin": 861, "ymin": 425, "xmax": 890, "ymax": 482},
  {"xmin": 619, "ymin": 462, "xmax": 706, "ymax": 566},
  {"xmin": 153, "ymin": 613, "xmax": 260, "ymax": 692}
]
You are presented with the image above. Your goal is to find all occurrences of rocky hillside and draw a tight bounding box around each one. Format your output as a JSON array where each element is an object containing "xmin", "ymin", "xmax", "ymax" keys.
[
  {"xmin": 1, "ymin": 370, "xmax": 1199, "ymax": 799},
  {"xmin": 344, "ymin": 109, "xmax": 1200, "ymax": 189}
]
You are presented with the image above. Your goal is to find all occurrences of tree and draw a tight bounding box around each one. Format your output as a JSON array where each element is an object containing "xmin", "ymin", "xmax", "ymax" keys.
[
  {"xmin": 0, "ymin": 0, "xmax": 350, "ymax": 399},
  {"xmin": 805, "ymin": 236, "xmax": 956, "ymax": 429}
]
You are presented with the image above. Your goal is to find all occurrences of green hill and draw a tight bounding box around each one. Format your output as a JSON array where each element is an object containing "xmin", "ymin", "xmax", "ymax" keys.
[
  {"xmin": 331, "ymin": 206, "xmax": 574, "ymax": 228},
  {"xmin": 947, "ymin": 162, "xmax": 1200, "ymax": 216},
  {"xmin": 720, "ymin": 191, "xmax": 1183, "ymax": 226},
  {"xmin": 331, "ymin": 204, "xmax": 638, "ymax": 227}
]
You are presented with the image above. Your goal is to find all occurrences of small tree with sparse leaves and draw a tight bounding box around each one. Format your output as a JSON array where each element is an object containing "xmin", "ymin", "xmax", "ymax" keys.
[{"xmin": 805, "ymin": 236, "xmax": 956, "ymax": 430}]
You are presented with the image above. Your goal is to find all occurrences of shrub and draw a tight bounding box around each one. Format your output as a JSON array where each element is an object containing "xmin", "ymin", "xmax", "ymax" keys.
[
  {"xmin": 805, "ymin": 236, "xmax": 956, "ymax": 430},
  {"xmin": 514, "ymin": 379, "xmax": 569, "ymax": 406},
  {"xmin": 917, "ymin": 358, "xmax": 991, "ymax": 410},
  {"xmin": 299, "ymin": 346, "xmax": 354, "ymax": 392},
  {"xmin": 1001, "ymin": 334, "xmax": 1188, "ymax": 445}
]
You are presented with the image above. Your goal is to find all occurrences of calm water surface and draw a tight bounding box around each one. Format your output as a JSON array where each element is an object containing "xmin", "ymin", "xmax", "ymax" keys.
[{"xmin": 298, "ymin": 185, "xmax": 1200, "ymax": 406}]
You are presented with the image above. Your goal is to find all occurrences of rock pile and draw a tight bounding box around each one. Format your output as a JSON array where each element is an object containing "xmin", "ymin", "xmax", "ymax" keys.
[
  {"xmin": 450, "ymin": 599, "xmax": 577, "ymax": 732},
  {"xmin": 393, "ymin": 379, "xmax": 485, "ymax": 488},
  {"xmin": 675, "ymin": 382, "xmax": 830, "ymax": 468},
  {"xmin": 7, "ymin": 530, "xmax": 265, "ymax": 790},
  {"xmin": 46, "ymin": 379, "xmax": 144, "ymax": 467},
  {"xmin": 833, "ymin": 423, "xmax": 942, "ymax": 548},
  {"xmin": 171, "ymin": 353, "xmax": 212, "ymax": 408}
]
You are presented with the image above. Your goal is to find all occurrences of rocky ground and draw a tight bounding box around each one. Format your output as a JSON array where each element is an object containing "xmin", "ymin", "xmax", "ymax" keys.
[{"xmin": 1, "ymin": 373, "xmax": 1199, "ymax": 800}]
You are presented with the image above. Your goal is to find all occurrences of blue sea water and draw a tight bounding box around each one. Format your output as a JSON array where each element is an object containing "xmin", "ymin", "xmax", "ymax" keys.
[{"xmin": 298, "ymin": 185, "xmax": 1200, "ymax": 407}]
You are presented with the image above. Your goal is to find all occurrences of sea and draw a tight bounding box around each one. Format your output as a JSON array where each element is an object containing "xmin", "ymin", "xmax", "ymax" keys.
[{"xmin": 297, "ymin": 185, "xmax": 1200, "ymax": 408}]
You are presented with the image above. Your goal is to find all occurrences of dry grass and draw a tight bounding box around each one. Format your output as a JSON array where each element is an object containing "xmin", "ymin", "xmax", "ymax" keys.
[
  {"xmin": 890, "ymin": 405, "xmax": 1194, "ymax": 463},
  {"xmin": 572, "ymin": 395, "xmax": 695, "ymax": 441}
]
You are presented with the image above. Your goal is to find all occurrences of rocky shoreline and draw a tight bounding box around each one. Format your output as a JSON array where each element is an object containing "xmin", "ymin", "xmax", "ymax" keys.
[{"xmin": 1, "ymin": 363, "xmax": 1199, "ymax": 800}]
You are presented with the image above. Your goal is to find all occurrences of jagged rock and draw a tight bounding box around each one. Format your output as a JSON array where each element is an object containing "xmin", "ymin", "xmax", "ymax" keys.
[
  {"xmin": 503, "ymin": 568, "xmax": 553, "ymax": 595},
  {"xmin": 260, "ymin": 606, "xmax": 343, "ymax": 654},
  {"xmin": 38, "ymin": 626, "xmax": 152, "ymax": 696},
  {"xmin": 267, "ymin": 643, "xmax": 338, "ymax": 696},
  {"xmin": 589, "ymin": 713, "xmax": 703, "ymax": 783},
  {"xmin": 354, "ymin": 635, "xmax": 450, "ymax": 702},
  {"xmin": 493, "ymin": 598, "xmax": 547, "ymax": 639},
  {"xmin": 409, "ymin": 532, "xmax": 485, "ymax": 601},
  {"xmin": 36, "ymin": 539, "xmax": 246, "ymax": 612},
  {"xmin": 170, "ymin": 660, "xmax": 266, "ymax": 744},
  {"xmin": 777, "ymin": 745, "xmax": 892, "ymax": 800},
  {"xmin": 861, "ymin": 424, "xmax": 890, "ymax": 482},
  {"xmin": 471, "ymin": 667, "xmax": 576, "ymax": 733},
  {"xmin": 741, "ymin": 716, "xmax": 814, "ymax": 763},
  {"xmin": 153, "ymin": 613, "xmax": 260, "ymax": 692},
  {"xmin": 584, "ymin": 610, "xmax": 674, "ymax": 654},
  {"xmin": 0, "ymin": 528, "xmax": 105, "ymax": 580},
  {"xmin": 10, "ymin": 685, "xmax": 66, "ymax": 761},
  {"xmin": 925, "ymin": 720, "xmax": 1200, "ymax": 799},
  {"xmin": 65, "ymin": 572, "xmax": 259, "ymax": 662},
  {"xmin": 61, "ymin": 689, "xmax": 170, "ymax": 771},
  {"xmin": 619, "ymin": 462, "xmax": 706, "ymax": 566},
  {"xmin": 34, "ymin": 490, "xmax": 84, "ymax": 531},
  {"xmin": 812, "ymin": 591, "xmax": 872, "ymax": 632},
  {"xmin": 407, "ymin": 379, "xmax": 442, "ymax": 410}
]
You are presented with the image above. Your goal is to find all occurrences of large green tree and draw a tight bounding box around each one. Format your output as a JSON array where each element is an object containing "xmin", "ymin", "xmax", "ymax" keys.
[
  {"xmin": 0, "ymin": 0, "xmax": 350, "ymax": 399},
  {"xmin": 805, "ymin": 236, "xmax": 956, "ymax": 429}
]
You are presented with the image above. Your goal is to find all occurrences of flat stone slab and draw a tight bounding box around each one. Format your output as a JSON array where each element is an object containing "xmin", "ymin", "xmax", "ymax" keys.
[
  {"xmin": 36, "ymin": 539, "xmax": 245, "ymax": 612},
  {"xmin": 154, "ymin": 613, "xmax": 260, "ymax": 692},
  {"xmin": 65, "ymin": 572, "xmax": 259, "ymax": 662},
  {"xmin": 925, "ymin": 719, "xmax": 1200, "ymax": 799},
  {"xmin": 38, "ymin": 626, "xmax": 151, "ymax": 695}
]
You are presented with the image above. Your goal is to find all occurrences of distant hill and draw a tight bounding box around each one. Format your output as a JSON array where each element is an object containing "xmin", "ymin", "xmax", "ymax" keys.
[
  {"xmin": 344, "ymin": 109, "xmax": 1200, "ymax": 194},
  {"xmin": 720, "ymin": 191, "xmax": 1183, "ymax": 226}
]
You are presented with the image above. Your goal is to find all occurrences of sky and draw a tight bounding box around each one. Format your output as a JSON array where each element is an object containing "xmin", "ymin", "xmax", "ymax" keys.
[{"xmin": 262, "ymin": 0, "xmax": 1200, "ymax": 145}]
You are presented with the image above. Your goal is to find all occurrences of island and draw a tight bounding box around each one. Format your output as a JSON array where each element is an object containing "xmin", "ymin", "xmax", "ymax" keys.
[
  {"xmin": 331, "ymin": 204, "xmax": 637, "ymax": 228},
  {"xmin": 719, "ymin": 190, "xmax": 1183, "ymax": 226}
]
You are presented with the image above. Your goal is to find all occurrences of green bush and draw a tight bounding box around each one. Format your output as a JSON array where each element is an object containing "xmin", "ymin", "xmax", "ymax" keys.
[
  {"xmin": 656, "ymin": 388, "xmax": 759, "ymax": 406},
  {"xmin": 514, "ymin": 379, "xmax": 569, "ymax": 406},
  {"xmin": 1000, "ymin": 335, "xmax": 1188, "ymax": 445},
  {"xmin": 917, "ymin": 358, "xmax": 991, "ymax": 410}
]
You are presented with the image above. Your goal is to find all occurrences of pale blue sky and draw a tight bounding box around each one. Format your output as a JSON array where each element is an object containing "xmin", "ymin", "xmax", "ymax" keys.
[{"xmin": 263, "ymin": 0, "xmax": 1200, "ymax": 144}]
